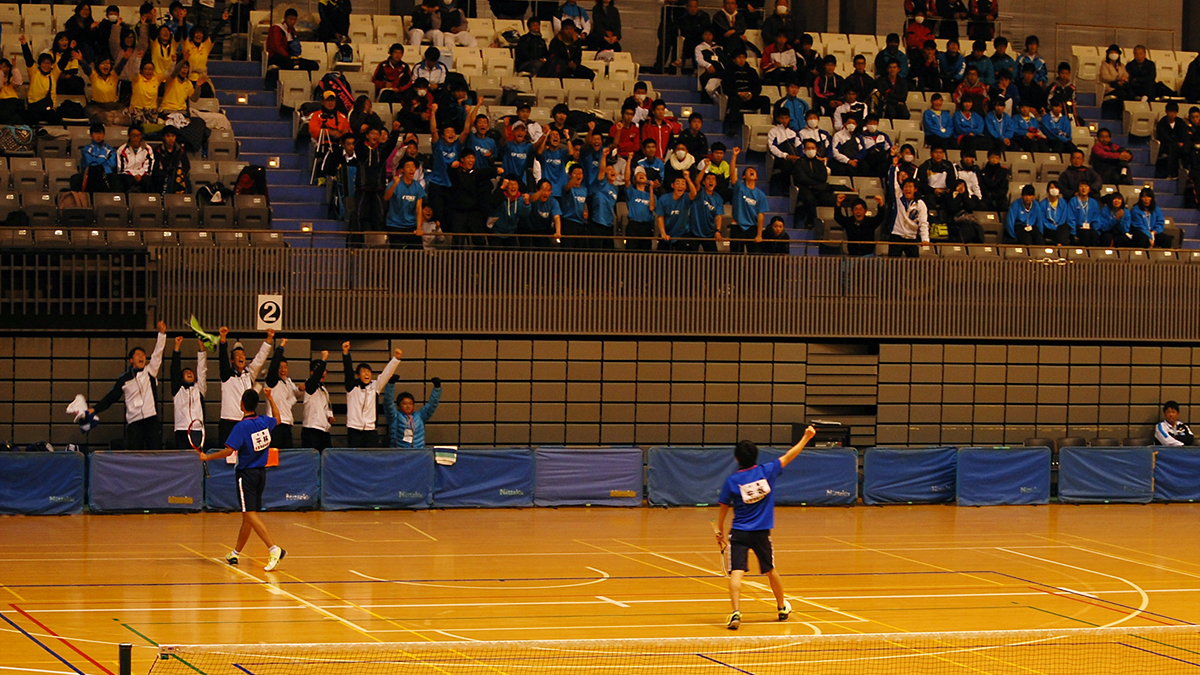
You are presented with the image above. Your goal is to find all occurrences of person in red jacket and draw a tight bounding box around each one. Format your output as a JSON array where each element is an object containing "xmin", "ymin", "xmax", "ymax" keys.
[
  {"xmin": 611, "ymin": 105, "xmax": 642, "ymax": 156},
  {"xmin": 639, "ymin": 99, "xmax": 681, "ymax": 160},
  {"xmin": 372, "ymin": 43, "xmax": 413, "ymax": 103},
  {"xmin": 266, "ymin": 8, "xmax": 319, "ymax": 76},
  {"xmin": 904, "ymin": 13, "xmax": 935, "ymax": 61},
  {"xmin": 310, "ymin": 91, "xmax": 352, "ymax": 144}
]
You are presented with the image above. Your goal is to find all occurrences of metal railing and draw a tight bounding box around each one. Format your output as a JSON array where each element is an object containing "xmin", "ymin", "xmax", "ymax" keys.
[
  {"xmin": 0, "ymin": 250, "xmax": 154, "ymax": 329},
  {"xmin": 155, "ymin": 247, "xmax": 1200, "ymax": 342}
]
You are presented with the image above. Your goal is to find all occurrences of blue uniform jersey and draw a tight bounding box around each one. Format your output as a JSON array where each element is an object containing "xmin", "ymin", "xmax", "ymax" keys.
[
  {"xmin": 589, "ymin": 181, "xmax": 619, "ymax": 227},
  {"xmin": 1005, "ymin": 198, "xmax": 1040, "ymax": 240},
  {"xmin": 1066, "ymin": 195, "xmax": 1102, "ymax": 237},
  {"xmin": 227, "ymin": 414, "xmax": 277, "ymax": 470},
  {"xmin": 541, "ymin": 146, "xmax": 570, "ymax": 195},
  {"xmin": 1017, "ymin": 52, "xmax": 1048, "ymax": 84},
  {"xmin": 690, "ymin": 190, "xmax": 725, "ymax": 237},
  {"xmin": 953, "ymin": 111, "xmax": 984, "ymax": 137},
  {"xmin": 1039, "ymin": 197, "xmax": 1068, "ymax": 235},
  {"xmin": 657, "ymin": 191, "xmax": 691, "ymax": 238},
  {"xmin": 502, "ymin": 140, "xmax": 534, "ymax": 178},
  {"xmin": 985, "ymin": 112, "xmax": 1013, "ymax": 140},
  {"xmin": 1130, "ymin": 205, "xmax": 1165, "ymax": 236},
  {"xmin": 625, "ymin": 186, "xmax": 654, "ymax": 222},
  {"xmin": 777, "ymin": 96, "xmax": 809, "ymax": 133},
  {"xmin": 528, "ymin": 195, "xmax": 562, "ymax": 233},
  {"xmin": 466, "ymin": 133, "xmax": 498, "ymax": 167},
  {"xmin": 636, "ymin": 156, "xmax": 666, "ymax": 184},
  {"xmin": 719, "ymin": 460, "xmax": 784, "ymax": 531},
  {"xmin": 428, "ymin": 139, "xmax": 458, "ymax": 187},
  {"xmin": 385, "ymin": 179, "xmax": 425, "ymax": 230},
  {"xmin": 560, "ymin": 185, "xmax": 589, "ymax": 223},
  {"xmin": 580, "ymin": 147, "xmax": 603, "ymax": 187},
  {"xmin": 1041, "ymin": 113, "xmax": 1072, "ymax": 143},
  {"xmin": 923, "ymin": 110, "xmax": 953, "ymax": 139},
  {"xmin": 1100, "ymin": 205, "xmax": 1131, "ymax": 237},
  {"xmin": 731, "ymin": 182, "xmax": 768, "ymax": 230}
]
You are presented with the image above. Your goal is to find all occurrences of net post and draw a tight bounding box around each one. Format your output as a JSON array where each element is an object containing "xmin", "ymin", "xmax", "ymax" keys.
[{"xmin": 119, "ymin": 643, "xmax": 132, "ymax": 675}]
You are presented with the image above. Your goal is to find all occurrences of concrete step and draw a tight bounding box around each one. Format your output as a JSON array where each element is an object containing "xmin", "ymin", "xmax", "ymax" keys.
[
  {"xmin": 217, "ymin": 90, "xmax": 278, "ymax": 106},
  {"xmin": 229, "ymin": 120, "xmax": 294, "ymax": 137},
  {"xmin": 225, "ymin": 105, "xmax": 287, "ymax": 122},
  {"xmin": 242, "ymin": 152, "xmax": 310, "ymax": 170},
  {"xmin": 207, "ymin": 61, "xmax": 263, "ymax": 78},
  {"xmin": 209, "ymin": 75, "xmax": 270, "ymax": 92}
]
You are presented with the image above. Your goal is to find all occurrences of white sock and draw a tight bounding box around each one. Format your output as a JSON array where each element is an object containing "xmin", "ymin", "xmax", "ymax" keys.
[
  {"xmin": 269, "ymin": 546, "xmax": 280, "ymax": 555},
  {"xmin": 231, "ymin": 550, "xmax": 241, "ymax": 557}
]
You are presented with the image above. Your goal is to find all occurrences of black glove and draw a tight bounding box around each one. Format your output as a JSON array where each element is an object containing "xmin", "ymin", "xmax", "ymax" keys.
[
  {"xmin": 390, "ymin": 374, "xmax": 400, "ymax": 383},
  {"xmin": 431, "ymin": 377, "xmax": 442, "ymax": 388}
]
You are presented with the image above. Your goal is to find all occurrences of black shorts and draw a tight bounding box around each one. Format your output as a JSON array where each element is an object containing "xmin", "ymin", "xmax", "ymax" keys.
[
  {"xmin": 729, "ymin": 529, "xmax": 774, "ymax": 573},
  {"xmin": 236, "ymin": 467, "xmax": 266, "ymax": 513}
]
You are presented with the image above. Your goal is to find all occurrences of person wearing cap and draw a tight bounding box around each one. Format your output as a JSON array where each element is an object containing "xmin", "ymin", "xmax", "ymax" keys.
[
  {"xmin": 372, "ymin": 44, "xmax": 413, "ymax": 103},
  {"xmin": 409, "ymin": 0, "xmax": 445, "ymax": 48},
  {"xmin": 311, "ymin": 90, "xmax": 352, "ymax": 144},
  {"xmin": 1155, "ymin": 101, "xmax": 1187, "ymax": 179},
  {"xmin": 545, "ymin": 19, "xmax": 594, "ymax": 80},
  {"xmin": 413, "ymin": 47, "xmax": 447, "ymax": 89},
  {"xmin": 874, "ymin": 33, "xmax": 908, "ymax": 78}
]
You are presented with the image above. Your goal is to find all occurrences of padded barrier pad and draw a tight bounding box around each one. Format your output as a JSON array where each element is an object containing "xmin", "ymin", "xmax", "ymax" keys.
[
  {"xmin": 0, "ymin": 451, "xmax": 86, "ymax": 515},
  {"xmin": 863, "ymin": 446, "xmax": 957, "ymax": 505},
  {"xmin": 1058, "ymin": 447, "xmax": 1155, "ymax": 504},
  {"xmin": 205, "ymin": 449, "xmax": 321, "ymax": 511},
  {"xmin": 434, "ymin": 448, "xmax": 535, "ymax": 507},
  {"xmin": 321, "ymin": 449, "xmax": 434, "ymax": 510},
  {"xmin": 534, "ymin": 447, "xmax": 644, "ymax": 506},
  {"xmin": 647, "ymin": 446, "xmax": 738, "ymax": 506},
  {"xmin": 88, "ymin": 451, "xmax": 203, "ymax": 513},
  {"xmin": 956, "ymin": 446, "xmax": 1051, "ymax": 506},
  {"xmin": 760, "ymin": 447, "xmax": 859, "ymax": 506},
  {"xmin": 1153, "ymin": 446, "xmax": 1200, "ymax": 502}
]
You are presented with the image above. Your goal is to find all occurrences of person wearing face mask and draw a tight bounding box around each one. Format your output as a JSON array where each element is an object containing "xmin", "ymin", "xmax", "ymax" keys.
[
  {"xmin": 1004, "ymin": 184, "xmax": 1042, "ymax": 245},
  {"xmin": 760, "ymin": 0, "xmax": 800, "ymax": 47},
  {"xmin": 832, "ymin": 87, "xmax": 866, "ymax": 132},
  {"xmin": 896, "ymin": 144, "xmax": 919, "ymax": 178},
  {"xmin": 791, "ymin": 139, "xmax": 835, "ymax": 231},
  {"xmin": 170, "ymin": 336, "xmax": 207, "ymax": 449},
  {"xmin": 797, "ymin": 111, "xmax": 832, "ymax": 158},
  {"xmin": 665, "ymin": 142, "xmax": 697, "ymax": 187},
  {"xmin": 1039, "ymin": 181, "xmax": 1069, "ymax": 244},
  {"xmin": 622, "ymin": 81, "xmax": 653, "ymax": 124},
  {"xmin": 1099, "ymin": 45, "xmax": 1129, "ymax": 104},
  {"xmin": 904, "ymin": 14, "xmax": 935, "ymax": 62}
]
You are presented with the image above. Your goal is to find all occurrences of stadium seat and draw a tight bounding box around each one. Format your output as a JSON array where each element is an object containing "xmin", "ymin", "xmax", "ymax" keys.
[
  {"xmin": 21, "ymin": 190, "xmax": 55, "ymax": 227},
  {"xmin": 1122, "ymin": 436, "xmax": 1154, "ymax": 446},
  {"xmin": 1125, "ymin": 248, "xmax": 1151, "ymax": 263},
  {"xmin": 536, "ymin": 85, "xmax": 567, "ymax": 109},
  {"xmin": 1091, "ymin": 247, "xmax": 1120, "ymax": 262},
  {"xmin": 967, "ymin": 245, "xmax": 999, "ymax": 257},
  {"xmin": 165, "ymin": 194, "xmax": 199, "ymax": 228},
  {"xmin": 129, "ymin": 193, "xmax": 164, "ymax": 228},
  {"xmin": 179, "ymin": 230, "xmax": 215, "ymax": 247},
  {"xmin": 58, "ymin": 196, "xmax": 92, "ymax": 227},
  {"xmin": 107, "ymin": 228, "xmax": 143, "ymax": 248},
  {"xmin": 939, "ymin": 245, "xmax": 969, "ymax": 258},
  {"xmin": 608, "ymin": 61, "xmax": 636, "ymax": 80},
  {"xmin": 566, "ymin": 84, "xmax": 595, "ymax": 109},
  {"xmin": 343, "ymin": 71, "xmax": 373, "ymax": 100},
  {"xmin": 596, "ymin": 80, "xmax": 626, "ymax": 109},
  {"xmin": 1065, "ymin": 247, "xmax": 1090, "ymax": 261},
  {"xmin": 11, "ymin": 157, "xmax": 44, "ymax": 190},
  {"xmin": 742, "ymin": 114, "xmax": 772, "ymax": 153},
  {"xmin": 471, "ymin": 76, "xmax": 503, "ymax": 105},
  {"xmin": 71, "ymin": 228, "xmax": 107, "ymax": 247},
  {"xmin": 348, "ymin": 15, "xmax": 374, "ymax": 43},
  {"xmin": 44, "ymin": 158, "xmax": 76, "ymax": 193},
  {"xmin": 33, "ymin": 228, "xmax": 70, "ymax": 247},
  {"xmin": 23, "ymin": 4, "xmax": 51, "ymax": 33},
  {"xmin": 251, "ymin": 230, "xmax": 286, "ymax": 246},
  {"xmin": 93, "ymin": 193, "xmax": 127, "ymax": 227},
  {"xmin": 0, "ymin": 190, "xmax": 17, "ymax": 220},
  {"xmin": 375, "ymin": 16, "xmax": 405, "ymax": 44},
  {"xmin": 203, "ymin": 203, "xmax": 235, "ymax": 229},
  {"xmin": 456, "ymin": 53, "xmax": 484, "ymax": 78},
  {"xmin": 208, "ymin": 129, "xmax": 238, "ymax": 160},
  {"xmin": 1123, "ymin": 100, "xmax": 1154, "ymax": 137},
  {"xmin": 148, "ymin": 229, "xmax": 179, "ymax": 246},
  {"xmin": 1055, "ymin": 437, "xmax": 1087, "ymax": 450},
  {"xmin": 220, "ymin": 161, "xmax": 249, "ymax": 186},
  {"xmin": 235, "ymin": 195, "xmax": 270, "ymax": 229},
  {"xmin": 1151, "ymin": 249, "xmax": 1181, "ymax": 263},
  {"xmin": 1001, "ymin": 246, "xmax": 1031, "ymax": 259},
  {"xmin": 0, "ymin": 226, "xmax": 32, "ymax": 247},
  {"xmin": 278, "ymin": 70, "xmax": 312, "ymax": 110},
  {"xmin": 191, "ymin": 161, "xmax": 219, "ymax": 187},
  {"xmin": 193, "ymin": 98, "xmax": 220, "ymax": 114}
]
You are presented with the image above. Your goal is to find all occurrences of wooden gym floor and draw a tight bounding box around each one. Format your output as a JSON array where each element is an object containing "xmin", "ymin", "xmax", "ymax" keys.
[{"xmin": 1, "ymin": 504, "xmax": 1199, "ymax": 674}]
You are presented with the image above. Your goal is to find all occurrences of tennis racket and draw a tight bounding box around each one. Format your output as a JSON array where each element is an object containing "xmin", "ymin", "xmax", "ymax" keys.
[
  {"xmin": 709, "ymin": 519, "xmax": 731, "ymax": 577},
  {"xmin": 189, "ymin": 419, "xmax": 208, "ymax": 477}
]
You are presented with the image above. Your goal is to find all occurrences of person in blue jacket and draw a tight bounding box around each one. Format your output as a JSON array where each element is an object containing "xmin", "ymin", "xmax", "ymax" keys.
[
  {"xmin": 938, "ymin": 38, "xmax": 965, "ymax": 90},
  {"xmin": 1017, "ymin": 35, "xmax": 1048, "ymax": 85},
  {"xmin": 1100, "ymin": 192, "xmax": 1131, "ymax": 246},
  {"xmin": 1129, "ymin": 188, "xmax": 1167, "ymax": 248},
  {"xmin": 1039, "ymin": 181, "xmax": 1070, "ymax": 244},
  {"xmin": 1004, "ymin": 184, "xmax": 1042, "ymax": 244},
  {"xmin": 774, "ymin": 81, "xmax": 810, "ymax": 134},
  {"xmin": 558, "ymin": 163, "xmax": 589, "ymax": 248},
  {"xmin": 688, "ymin": 171, "xmax": 725, "ymax": 253},
  {"xmin": 953, "ymin": 97, "xmax": 985, "ymax": 153},
  {"xmin": 964, "ymin": 39, "xmax": 996, "ymax": 86},
  {"xmin": 488, "ymin": 177, "xmax": 531, "ymax": 246},
  {"xmin": 923, "ymin": 93, "xmax": 954, "ymax": 150},
  {"xmin": 1040, "ymin": 100, "xmax": 1075, "ymax": 155},
  {"xmin": 728, "ymin": 146, "xmax": 768, "ymax": 253},
  {"xmin": 1066, "ymin": 181, "xmax": 1102, "ymax": 246},
  {"xmin": 384, "ymin": 157, "xmax": 426, "ymax": 249},
  {"xmin": 587, "ymin": 147, "xmax": 620, "ymax": 249},
  {"xmin": 384, "ymin": 377, "xmax": 442, "ymax": 448},
  {"xmin": 984, "ymin": 105, "xmax": 1014, "ymax": 153}
]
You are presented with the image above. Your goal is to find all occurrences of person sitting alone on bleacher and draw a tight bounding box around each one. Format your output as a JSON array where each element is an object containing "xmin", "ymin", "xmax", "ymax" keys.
[
  {"xmin": 153, "ymin": 125, "xmax": 191, "ymax": 194},
  {"xmin": 0, "ymin": 59, "xmax": 24, "ymax": 125},
  {"xmin": 544, "ymin": 20, "xmax": 594, "ymax": 81},
  {"xmin": 872, "ymin": 59, "xmax": 910, "ymax": 121},
  {"xmin": 409, "ymin": 0, "xmax": 445, "ymax": 48},
  {"xmin": 266, "ymin": 8, "xmax": 319, "ymax": 82},
  {"xmin": 77, "ymin": 123, "xmax": 117, "ymax": 191},
  {"xmin": 1058, "ymin": 150, "xmax": 1102, "ymax": 200},
  {"xmin": 372, "ymin": 44, "xmax": 413, "ymax": 104},
  {"xmin": 413, "ymin": 47, "xmax": 448, "ymax": 91},
  {"xmin": 440, "ymin": 2, "xmax": 477, "ymax": 48},
  {"xmin": 20, "ymin": 38, "xmax": 61, "ymax": 126},
  {"xmin": 515, "ymin": 18, "xmax": 549, "ymax": 75},
  {"xmin": 184, "ymin": 12, "xmax": 229, "ymax": 99},
  {"xmin": 1155, "ymin": 401, "xmax": 1194, "ymax": 446},
  {"xmin": 1004, "ymin": 184, "xmax": 1042, "ymax": 245},
  {"xmin": 86, "ymin": 54, "xmax": 123, "ymax": 123},
  {"xmin": 923, "ymin": 93, "xmax": 954, "ymax": 150},
  {"xmin": 311, "ymin": 91, "xmax": 351, "ymax": 145},
  {"xmin": 116, "ymin": 125, "xmax": 154, "ymax": 193},
  {"xmin": 1125, "ymin": 45, "xmax": 1158, "ymax": 102},
  {"xmin": 1089, "ymin": 128, "xmax": 1133, "ymax": 186}
]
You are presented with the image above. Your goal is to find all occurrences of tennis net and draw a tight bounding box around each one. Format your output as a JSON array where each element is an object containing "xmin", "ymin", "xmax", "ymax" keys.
[{"xmin": 150, "ymin": 625, "xmax": 1200, "ymax": 675}]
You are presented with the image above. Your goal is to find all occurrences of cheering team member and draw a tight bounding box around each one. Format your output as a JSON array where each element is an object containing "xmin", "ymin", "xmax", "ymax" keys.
[
  {"xmin": 384, "ymin": 377, "xmax": 443, "ymax": 448},
  {"xmin": 170, "ymin": 335, "xmax": 207, "ymax": 449},
  {"xmin": 218, "ymin": 327, "xmax": 274, "ymax": 446},
  {"xmin": 342, "ymin": 342, "xmax": 403, "ymax": 448},
  {"xmin": 90, "ymin": 321, "xmax": 168, "ymax": 449},
  {"xmin": 265, "ymin": 338, "xmax": 303, "ymax": 449},
  {"xmin": 301, "ymin": 350, "xmax": 334, "ymax": 450}
]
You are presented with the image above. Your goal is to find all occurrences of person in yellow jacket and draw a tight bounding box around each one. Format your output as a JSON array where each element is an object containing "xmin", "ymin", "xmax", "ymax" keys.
[
  {"xmin": 86, "ymin": 54, "xmax": 124, "ymax": 122},
  {"xmin": 161, "ymin": 60, "xmax": 208, "ymax": 113},
  {"xmin": 129, "ymin": 59, "xmax": 164, "ymax": 124},
  {"xmin": 150, "ymin": 24, "xmax": 179, "ymax": 78},
  {"xmin": 20, "ymin": 35, "xmax": 61, "ymax": 125},
  {"xmin": 0, "ymin": 58, "xmax": 24, "ymax": 125},
  {"xmin": 183, "ymin": 10, "xmax": 229, "ymax": 97}
]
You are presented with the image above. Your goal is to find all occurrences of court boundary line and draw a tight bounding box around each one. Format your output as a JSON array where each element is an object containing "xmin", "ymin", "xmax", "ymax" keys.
[
  {"xmin": 0, "ymin": 612, "xmax": 84, "ymax": 675},
  {"xmin": 9, "ymin": 605, "xmax": 115, "ymax": 675},
  {"xmin": 995, "ymin": 549, "xmax": 1149, "ymax": 629}
]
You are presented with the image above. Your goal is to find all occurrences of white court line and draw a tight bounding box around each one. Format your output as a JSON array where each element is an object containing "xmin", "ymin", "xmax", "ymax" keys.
[
  {"xmin": 0, "ymin": 667, "xmax": 79, "ymax": 674},
  {"xmin": 348, "ymin": 567, "xmax": 611, "ymax": 590},
  {"xmin": 1065, "ymin": 545, "xmax": 1200, "ymax": 580},
  {"xmin": 403, "ymin": 522, "xmax": 438, "ymax": 541},
  {"xmin": 1055, "ymin": 587, "xmax": 1099, "ymax": 599},
  {"xmin": 293, "ymin": 523, "xmax": 357, "ymax": 542},
  {"xmin": 595, "ymin": 596, "xmax": 629, "ymax": 608},
  {"xmin": 369, "ymin": 620, "xmax": 859, "ymax": 633},
  {"xmin": 996, "ymin": 548, "xmax": 1149, "ymax": 628}
]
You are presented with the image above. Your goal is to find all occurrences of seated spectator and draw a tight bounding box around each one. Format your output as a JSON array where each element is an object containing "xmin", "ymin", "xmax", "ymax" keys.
[
  {"xmin": 984, "ymin": 103, "xmax": 1014, "ymax": 152},
  {"xmin": 677, "ymin": 112, "xmax": 708, "ymax": 159},
  {"xmin": 1016, "ymin": 63, "xmax": 1046, "ymax": 112},
  {"xmin": 396, "ymin": 77, "xmax": 434, "ymax": 133},
  {"xmin": 990, "ymin": 36, "xmax": 1016, "ymax": 79},
  {"xmin": 76, "ymin": 122, "xmax": 116, "ymax": 191},
  {"xmin": 349, "ymin": 96, "xmax": 385, "ymax": 142},
  {"xmin": 989, "ymin": 69, "xmax": 1017, "ymax": 114},
  {"xmin": 1182, "ymin": 54, "xmax": 1200, "ymax": 103},
  {"xmin": 1130, "ymin": 188, "xmax": 1167, "ymax": 247},
  {"xmin": 266, "ymin": 9, "xmax": 318, "ymax": 78},
  {"xmin": 838, "ymin": 59, "xmax": 872, "ymax": 103},
  {"xmin": 544, "ymin": 20, "xmax": 594, "ymax": 80},
  {"xmin": 588, "ymin": 0, "xmax": 620, "ymax": 51},
  {"xmin": 874, "ymin": 33, "xmax": 908, "ymax": 78},
  {"xmin": 946, "ymin": 179, "xmax": 984, "ymax": 243},
  {"xmin": 1047, "ymin": 61, "xmax": 1078, "ymax": 121},
  {"xmin": 1155, "ymin": 401, "xmax": 1194, "ymax": 446},
  {"xmin": 128, "ymin": 60, "xmax": 164, "ymax": 126},
  {"xmin": 829, "ymin": 117, "xmax": 862, "ymax": 176},
  {"xmin": 761, "ymin": 32, "xmax": 797, "ymax": 86},
  {"xmin": 904, "ymin": 14, "xmax": 935, "ymax": 63},
  {"xmin": 916, "ymin": 145, "xmax": 955, "ymax": 209},
  {"xmin": 311, "ymin": 90, "xmax": 351, "ymax": 145},
  {"xmin": 414, "ymin": 47, "xmax": 448, "ymax": 90},
  {"xmin": 317, "ymin": 0, "xmax": 351, "ymax": 42},
  {"xmin": 695, "ymin": 27, "xmax": 725, "ymax": 100},
  {"xmin": 798, "ymin": 109, "xmax": 832, "ymax": 157},
  {"xmin": 554, "ymin": 0, "xmax": 591, "ymax": 38},
  {"xmin": 896, "ymin": 144, "xmax": 919, "ymax": 178},
  {"xmin": 954, "ymin": 149, "xmax": 982, "ymax": 198},
  {"xmin": 1004, "ymin": 184, "xmax": 1041, "ymax": 244},
  {"xmin": 1125, "ymin": 45, "xmax": 1157, "ymax": 101},
  {"xmin": 371, "ymin": 45, "xmax": 412, "ymax": 104},
  {"xmin": 1059, "ymin": 150, "xmax": 1102, "ymax": 199},
  {"xmin": 953, "ymin": 97, "xmax": 984, "ymax": 152},
  {"xmin": 832, "ymin": 87, "xmax": 866, "ymax": 132},
  {"xmin": 775, "ymin": 81, "xmax": 809, "ymax": 132},
  {"xmin": 675, "ymin": 0, "xmax": 710, "ymax": 72},
  {"xmin": 409, "ymin": 0, "xmax": 444, "ymax": 47},
  {"xmin": 1099, "ymin": 192, "xmax": 1130, "ymax": 246},
  {"xmin": 963, "ymin": 39, "xmax": 995, "ymax": 86},
  {"xmin": 766, "ymin": 106, "xmax": 799, "ymax": 194},
  {"xmin": 1157, "ymin": 101, "xmax": 1188, "ymax": 179},
  {"xmin": 704, "ymin": 141, "xmax": 731, "ymax": 198},
  {"xmin": 712, "ymin": 0, "xmax": 759, "ymax": 58},
  {"xmin": 1016, "ymin": 34, "xmax": 1047, "ymax": 85},
  {"xmin": 835, "ymin": 193, "xmax": 885, "ymax": 256},
  {"xmin": 1090, "ymin": 128, "xmax": 1132, "ymax": 185},
  {"xmin": 953, "ymin": 65, "xmax": 987, "ymax": 111},
  {"xmin": 1040, "ymin": 100, "xmax": 1074, "ymax": 154},
  {"xmin": 440, "ymin": 3, "xmax": 477, "ymax": 47},
  {"xmin": 153, "ymin": 125, "xmax": 190, "ymax": 194},
  {"xmin": 873, "ymin": 59, "xmax": 910, "ymax": 120},
  {"xmin": 760, "ymin": 215, "xmax": 790, "ymax": 254},
  {"xmin": 760, "ymin": 0, "xmax": 800, "ymax": 46},
  {"xmin": 911, "ymin": 40, "xmax": 942, "ymax": 92},
  {"xmin": 924, "ymin": 94, "xmax": 954, "ymax": 150},
  {"xmin": 979, "ymin": 148, "xmax": 1010, "ymax": 212},
  {"xmin": 859, "ymin": 116, "xmax": 893, "ymax": 176},
  {"xmin": 796, "ymin": 35, "xmax": 825, "ymax": 84},
  {"xmin": 515, "ymin": 18, "xmax": 549, "ymax": 75},
  {"xmin": 812, "ymin": 56, "xmax": 844, "ymax": 115},
  {"xmin": 1066, "ymin": 181, "xmax": 1101, "ymax": 245},
  {"xmin": 969, "ymin": 0, "xmax": 997, "ymax": 40},
  {"xmin": 792, "ymin": 138, "xmax": 834, "ymax": 229},
  {"xmin": 1040, "ymin": 180, "xmax": 1069, "ymax": 241},
  {"xmin": 938, "ymin": 38, "xmax": 965, "ymax": 90},
  {"xmin": 1099, "ymin": 45, "xmax": 1129, "ymax": 102},
  {"xmin": 664, "ymin": 140, "xmax": 696, "ymax": 187},
  {"xmin": 116, "ymin": 125, "xmax": 153, "ymax": 193},
  {"xmin": 721, "ymin": 50, "xmax": 768, "ymax": 136}
]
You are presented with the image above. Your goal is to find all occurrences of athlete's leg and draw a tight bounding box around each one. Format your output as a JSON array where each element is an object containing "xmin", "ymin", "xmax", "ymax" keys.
[
  {"xmin": 765, "ymin": 568, "xmax": 786, "ymax": 607},
  {"xmin": 244, "ymin": 511, "xmax": 277, "ymax": 549},
  {"xmin": 728, "ymin": 569, "xmax": 744, "ymax": 612}
]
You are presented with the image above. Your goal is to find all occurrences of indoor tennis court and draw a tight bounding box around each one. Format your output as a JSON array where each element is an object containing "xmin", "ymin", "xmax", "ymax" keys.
[{"xmin": 3, "ymin": 504, "xmax": 1199, "ymax": 674}]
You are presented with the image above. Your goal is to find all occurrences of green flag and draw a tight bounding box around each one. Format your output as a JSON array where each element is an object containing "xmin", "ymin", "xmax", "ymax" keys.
[{"xmin": 190, "ymin": 315, "xmax": 219, "ymax": 352}]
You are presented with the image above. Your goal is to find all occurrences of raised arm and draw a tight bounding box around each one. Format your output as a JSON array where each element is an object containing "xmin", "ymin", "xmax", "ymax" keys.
[
  {"xmin": 684, "ymin": 170, "xmax": 698, "ymax": 199},
  {"xmin": 145, "ymin": 322, "xmax": 168, "ymax": 378},
  {"xmin": 302, "ymin": 350, "xmax": 328, "ymax": 392},
  {"xmin": 778, "ymin": 425, "xmax": 817, "ymax": 468},
  {"xmin": 729, "ymin": 146, "xmax": 740, "ymax": 185},
  {"xmin": 171, "ymin": 336, "xmax": 184, "ymax": 394},
  {"xmin": 218, "ymin": 326, "xmax": 232, "ymax": 381},
  {"xmin": 195, "ymin": 344, "xmax": 207, "ymax": 395},
  {"xmin": 266, "ymin": 339, "xmax": 285, "ymax": 386},
  {"xmin": 429, "ymin": 102, "xmax": 440, "ymax": 141},
  {"xmin": 245, "ymin": 328, "xmax": 275, "ymax": 380},
  {"xmin": 263, "ymin": 386, "xmax": 281, "ymax": 421},
  {"xmin": 419, "ymin": 379, "xmax": 442, "ymax": 421},
  {"xmin": 376, "ymin": 348, "xmax": 403, "ymax": 387},
  {"xmin": 342, "ymin": 341, "xmax": 355, "ymax": 392}
]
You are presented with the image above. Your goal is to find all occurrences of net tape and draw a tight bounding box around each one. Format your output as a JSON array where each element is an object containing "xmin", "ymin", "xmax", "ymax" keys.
[{"xmin": 153, "ymin": 624, "xmax": 1200, "ymax": 675}]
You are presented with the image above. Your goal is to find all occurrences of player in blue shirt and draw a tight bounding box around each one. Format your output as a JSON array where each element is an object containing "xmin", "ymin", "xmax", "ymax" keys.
[
  {"xmin": 500, "ymin": 120, "xmax": 549, "ymax": 186},
  {"xmin": 587, "ymin": 145, "xmax": 619, "ymax": 249},
  {"xmin": 716, "ymin": 425, "xmax": 816, "ymax": 630},
  {"xmin": 524, "ymin": 179, "xmax": 563, "ymax": 247},
  {"xmin": 558, "ymin": 164, "xmax": 590, "ymax": 248},
  {"xmin": 656, "ymin": 174, "xmax": 692, "ymax": 251},
  {"xmin": 384, "ymin": 158, "xmax": 425, "ymax": 248},
  {"xmin": 688, "ymin": 172, "xmax": 725, "ymax": 252},
  {"xmin": 728, "ymin": 147, "xmax": 768, "ymax": 253},
  {"xmin": 465, "ymin": 115, "xmax": 499, "ymax": 169},
  {"xmin": 539, "ymin": 130, "xmax": 571, "ymax": 196},
  {"xmin": 198, "ymin": 388, "xmax": 286, "ymax": 572},
  {"xmin": 427, "ymin": 100, "xmax": 481, "ymax": 222}
]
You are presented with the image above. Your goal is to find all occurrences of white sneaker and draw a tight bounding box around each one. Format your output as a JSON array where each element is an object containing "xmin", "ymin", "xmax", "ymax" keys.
[
  {"xmin": 264, "ymin": 548, "xmax": 286, "ymax": 571},
  {"xmin": 778, "ymin": 600, "xmax": 792, "ymax": 621},
  {"xmin": 224, "ymin": 551, "xmax": 239, "ymax": 566}
]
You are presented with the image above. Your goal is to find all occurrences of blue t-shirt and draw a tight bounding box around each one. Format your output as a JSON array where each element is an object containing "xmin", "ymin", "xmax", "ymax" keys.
[
  {"xmin": 690, "ymin": 190, "xmax": 725, "ymax": 238},
  {"xmin": 718, "ymin": 459, "xmax": 783, "ymax": 531},
  {"xmin": 732, "ymin": 182, "xmax": 768, "ymax": 231},
  {"xmin": 385, "ymin": 179, "xmax": 426, "ymax": 230},
  {"xmin": 625, "ymin": 186, "xmax": 654, "ymax": 222},
  {"xmin": 502, "ymin": 140, "xmax": 533, "ymax": 178},
  {"xmin": 541, "ymin": 146, "xmax": 570, "ymax": 196},
  {"xmin": 657, "ymin": 191, "xmax": 691, "ymax": 238},
  {"xmin": 226, "ymin": 414, "xmax": 277, "ymax": 470},
  {"xmin": 560, "ymin": 185, "xmax": 588, "ymax": 223},
  {"xmin": 428, "ymin": 139, "xmax": 458, "ymax": 187},
  {"xmin": 580, "ymin": 147, "xmax": 603, "ymax": 187},
  {"xmin": 590, "ymin": 181, "xmax": 619, "ymax": 227},
  {"xmin": 528, "ymin": 195, "xmax": 561, "ymax": 232},
  {"xmin": 467, "ymin": 133, "xmax": 498, "ymax": 167}
]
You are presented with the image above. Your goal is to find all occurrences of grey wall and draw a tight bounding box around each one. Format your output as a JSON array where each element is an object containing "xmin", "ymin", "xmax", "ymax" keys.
[{"xmin": 1, "ymin": 336, "xmax": 1194, "ymax": 450}]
